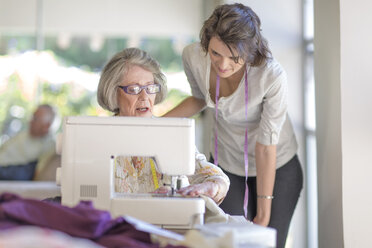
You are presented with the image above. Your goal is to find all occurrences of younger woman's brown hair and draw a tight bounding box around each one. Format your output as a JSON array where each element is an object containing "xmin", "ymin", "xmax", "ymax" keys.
[{"xmin": 200, "ymin": 3, "xmax": 272, "ymax": 66}]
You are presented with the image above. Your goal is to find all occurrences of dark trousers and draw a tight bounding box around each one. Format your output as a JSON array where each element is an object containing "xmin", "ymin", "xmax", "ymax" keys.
[
  {"xmin": 212, "ymin": 155, "xmax": 303, "ymax": 248},
  {"xmin": 0, "ymin": 161, "xmax": 37, "ymax": 180}
]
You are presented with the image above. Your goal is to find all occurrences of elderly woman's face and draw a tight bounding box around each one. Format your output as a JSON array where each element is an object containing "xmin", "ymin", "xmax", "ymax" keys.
[{"xmin": 117, "ymin": 65, "xmax": 156, "ymax": 117}]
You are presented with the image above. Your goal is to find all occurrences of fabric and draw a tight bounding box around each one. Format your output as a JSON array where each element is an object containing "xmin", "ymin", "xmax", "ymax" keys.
[
  {"xmin": 176, "ymin": 229, "xmax": 234, "ymax": 248},
  {"xmin": 0, "ymin": 225, "xmax": 103, "ymax": 248},
  {"xmin": 182, "ymin": 43, "xmax": 298, "ymax": 176},
  {"xmin": 0, "ymin": 130, "xmax": 55, "ymax": 167},
  {"xmin": 0, "ymin": 193, "xmax": 185, "ymax": 248},
  {"xmin": 216, "ymin": 155, "xmax": 303, "ymax": 248},
  {"xmin": 199, "ymin": 195, "xmax": 228, "ymax": 224},
  {"xmin": 114, "ymin": 148, "xmax": 230, "ymax": 204}
]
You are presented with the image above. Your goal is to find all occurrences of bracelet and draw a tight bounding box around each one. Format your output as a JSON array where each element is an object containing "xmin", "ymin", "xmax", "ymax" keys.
[{"xmin": 257, "ymin": 195, "xmax": 274, "ymax": 199}]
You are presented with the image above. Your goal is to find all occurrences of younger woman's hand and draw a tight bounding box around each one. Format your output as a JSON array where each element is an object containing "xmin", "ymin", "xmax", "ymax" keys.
[{"xmin": 253, "ymin": 215, "xmax": 270, "ymax": 227}]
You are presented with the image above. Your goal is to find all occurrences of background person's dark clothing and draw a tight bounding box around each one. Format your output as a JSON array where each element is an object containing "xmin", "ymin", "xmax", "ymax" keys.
[{"xmin": 0, "ymin": 161, "xmax": 37, "ymax": 180}]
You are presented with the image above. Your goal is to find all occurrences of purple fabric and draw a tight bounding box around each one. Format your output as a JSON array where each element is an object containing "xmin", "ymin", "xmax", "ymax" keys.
[{"xmin": 0, "ymin": 193, "xmax": 185, "ymax": 248}]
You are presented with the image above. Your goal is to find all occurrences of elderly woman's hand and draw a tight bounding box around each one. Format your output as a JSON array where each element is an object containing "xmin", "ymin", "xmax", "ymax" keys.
[
  {"xmin": 152, "ymin": 186, "xmax": 172, "ymax": 194},
  {"xmin": 177, "ymin": 181, "xmax": 219, "ymax": 200}
]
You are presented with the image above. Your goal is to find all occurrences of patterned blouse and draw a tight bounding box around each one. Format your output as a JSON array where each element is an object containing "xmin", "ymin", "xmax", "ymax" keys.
[{"xmin": 114, "ymin": 149, "xmax": 230, "ymax": 204}]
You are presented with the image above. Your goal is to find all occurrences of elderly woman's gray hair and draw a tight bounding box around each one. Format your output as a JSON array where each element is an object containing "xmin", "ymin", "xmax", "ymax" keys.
[{"xmin": 97, "ymin": 47, "xmax": 167, "ymax": 114}]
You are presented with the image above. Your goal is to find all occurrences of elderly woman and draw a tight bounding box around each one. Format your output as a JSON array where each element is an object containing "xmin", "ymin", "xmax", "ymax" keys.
[{"xmin": 97, "ymin": 47, "xmax": 229, "ymax": 204}]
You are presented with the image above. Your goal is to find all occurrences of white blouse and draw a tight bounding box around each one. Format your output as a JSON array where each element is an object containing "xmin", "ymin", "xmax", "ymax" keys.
[{"xmin": 182, "ymin": 43, "xmax": 298, "ymax": 176}]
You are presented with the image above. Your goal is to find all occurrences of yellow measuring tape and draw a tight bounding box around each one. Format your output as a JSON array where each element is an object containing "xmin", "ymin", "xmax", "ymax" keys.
[{"xmin": 150, "ymin": 158, "xmax": 159, "ymax": 189}]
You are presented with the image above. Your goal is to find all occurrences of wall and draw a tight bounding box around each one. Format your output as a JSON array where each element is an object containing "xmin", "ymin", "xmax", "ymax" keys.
[
  {"xmin": 341, "ymin": 0, "xmax": 372, "ymax": 246},
  {"xmin": 314, "ymin": 0, "xmax": 343, "ymax": 246},
  {"xmin": 314, "ymin": 0, "xmax": 372, "ymax": 247},
  {"xmin": 0, "ymin": 0, "xmax": 203, "ymax": 37}
]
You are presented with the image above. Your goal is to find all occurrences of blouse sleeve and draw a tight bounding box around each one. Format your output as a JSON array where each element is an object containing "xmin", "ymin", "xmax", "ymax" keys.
[
  {"xmin": 257, "ymin": 70, "xmax": 288, "ymax": 145},
  {"xmin": 187, "ymin": 147, "xmax": 230, "ymax": 205},
  {"xmin": 182, "ymin": 44, "xmax": 205, "ymax": 100}
]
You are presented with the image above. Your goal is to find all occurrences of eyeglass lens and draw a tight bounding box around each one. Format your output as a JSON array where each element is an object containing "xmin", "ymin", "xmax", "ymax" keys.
[{"xmin": 120, "ymin": 84, "xmax": 160, "ymax": 95}]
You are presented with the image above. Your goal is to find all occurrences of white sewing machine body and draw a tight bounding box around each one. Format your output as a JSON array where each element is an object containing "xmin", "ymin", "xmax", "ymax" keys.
[{"xmin": 59, "ymin": 116, "xmax": 205, "ymax": 229}]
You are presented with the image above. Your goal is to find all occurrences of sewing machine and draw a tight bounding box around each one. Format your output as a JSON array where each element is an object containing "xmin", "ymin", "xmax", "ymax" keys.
[{"xmin": 57, "ymin": 116, "xmax": 205, "ymax": 229}]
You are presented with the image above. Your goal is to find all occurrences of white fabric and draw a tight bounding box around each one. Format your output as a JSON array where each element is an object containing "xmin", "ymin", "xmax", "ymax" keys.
[
  {"xmin": 182, "ymin": 43, "xmax": 298, "ymax": 176},
  {"xmin": 0, "ymin": 226, "xmax": 102, "ymax": 248},
  {"xmin": 0, "ymin": 181, "xmax": 61, "ymax": 199},
  {"xmin": 200, "ymin": 195, "xmax": 229, "ymax": 224},
  {"xmin": 0, "ymin": 130, "xmax": 55, "ymax": 166}
]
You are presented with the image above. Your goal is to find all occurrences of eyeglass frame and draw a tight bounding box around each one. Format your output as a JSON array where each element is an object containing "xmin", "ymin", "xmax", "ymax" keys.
[{"xmin": 117, "ymin": 83, "xmax": 161, "ymax": 95}]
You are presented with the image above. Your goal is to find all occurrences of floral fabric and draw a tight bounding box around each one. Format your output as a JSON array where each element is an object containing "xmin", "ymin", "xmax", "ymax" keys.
[{"xmin": 114, "ymin": 150, "xmax": 230, "ymax": 203}]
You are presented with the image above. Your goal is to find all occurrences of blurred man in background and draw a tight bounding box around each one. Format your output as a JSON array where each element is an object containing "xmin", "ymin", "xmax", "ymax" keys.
[{"xmin": 0, "ymin": 104, "xmax": 57, "ymax": 180}]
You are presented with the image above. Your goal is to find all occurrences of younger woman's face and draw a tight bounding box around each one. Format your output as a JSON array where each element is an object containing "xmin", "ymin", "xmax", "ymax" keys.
[{"xmin": 208, "ymin": 36, "xmax": 245, "ymax": 78}]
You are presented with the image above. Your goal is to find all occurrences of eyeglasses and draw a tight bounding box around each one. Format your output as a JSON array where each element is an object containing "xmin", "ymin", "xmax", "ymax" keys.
[{"xmin": 118, "ymin": 83, "xmax": 161, "ymax": 95}]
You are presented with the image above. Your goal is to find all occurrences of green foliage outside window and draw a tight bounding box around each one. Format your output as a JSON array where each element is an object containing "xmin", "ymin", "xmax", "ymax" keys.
[
  {"xmin": 0, "ymin": 34, "xmax": 193, "ymax": 139},
  {"xmin": 43, "ymin": 37, "xmax": 129, "ymax": 72},
  {"xmin": 0, "ymin": 74, "xmax": 31, "ymax": 138}
]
